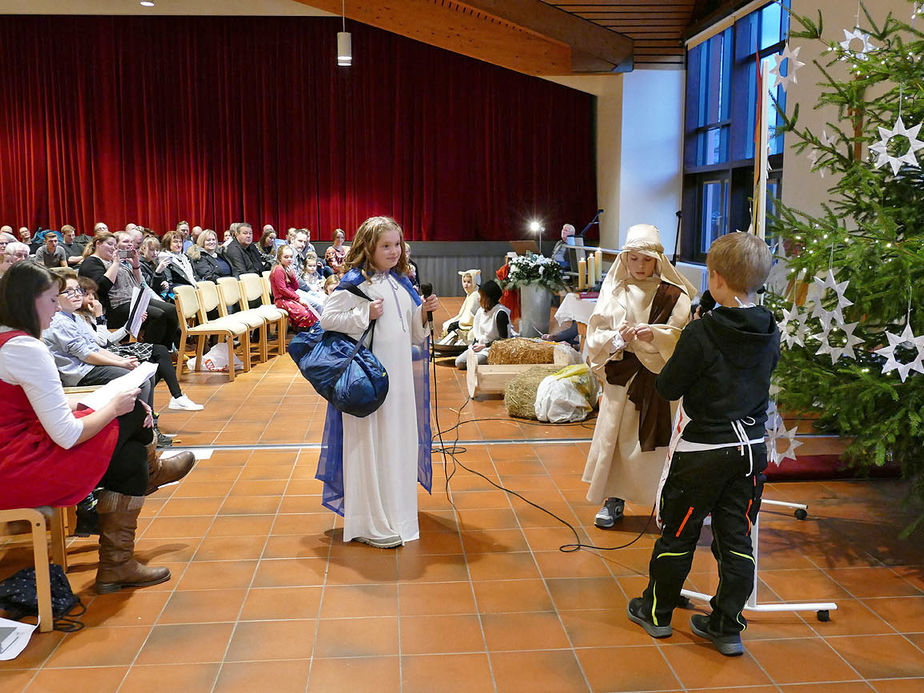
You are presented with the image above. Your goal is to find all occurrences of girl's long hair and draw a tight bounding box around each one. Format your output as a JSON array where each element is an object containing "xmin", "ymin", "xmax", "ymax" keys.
[{"xmin": 343, "ymin": 216, "xmax": 410, "ymax": 279}]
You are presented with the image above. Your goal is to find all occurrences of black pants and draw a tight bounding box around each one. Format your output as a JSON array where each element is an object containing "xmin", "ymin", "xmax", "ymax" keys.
[
  {"xmin": 639, "ymin": 443, "xmax": 767, "ymax": 635},
  {"xmin": 110, "ymin": 297, "xmax": 179, "ymax": 350},
  {"xmin": 149, "ymin": 343, "xmax": 182, "ymax": 398},
  {"xmin": 98, "ymin": 400, "xmax": 152, "ymax": 496}
]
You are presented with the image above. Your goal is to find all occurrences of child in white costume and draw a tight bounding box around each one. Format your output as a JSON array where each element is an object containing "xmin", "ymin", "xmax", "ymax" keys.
[
  {"xmin": 318, "ymin": 217, "xmax": 439, "ymax": 549},
  {"xmin": 582, "ymin": 224, "xmax": 696, "ymax": 526},
  {"xmin": 454, "ymin": 280, "xmax": 511, "ymax": 370},
  {"xmin": 438, "ymin": 269, "xmax": 481, "ymax": 345}
]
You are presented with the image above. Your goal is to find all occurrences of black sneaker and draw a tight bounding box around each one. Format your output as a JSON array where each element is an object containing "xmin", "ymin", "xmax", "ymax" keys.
[
  {"xmin": 155, "ymin": 429, "xmax": 174, "ymax": 448},
  {"xmin": 627, "ymin": 597, "xmax": 672, "ymax": 638},
  {"xmin": 594, "ymin": 497, "xmax": 625, "ymax": 529},
  {"xmin": 690, "ymin": 613, "xmax": 743, "ymax": 656}
]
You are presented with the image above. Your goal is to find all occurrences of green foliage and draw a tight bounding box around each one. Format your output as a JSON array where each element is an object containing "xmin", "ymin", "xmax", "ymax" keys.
[
  {"xmin": 501, "ymin": 253, "xmax": 567, "ymax": 293},
  {"xmin": 768, "ymin": 1, "xmax": 924, "ymax": 525}
]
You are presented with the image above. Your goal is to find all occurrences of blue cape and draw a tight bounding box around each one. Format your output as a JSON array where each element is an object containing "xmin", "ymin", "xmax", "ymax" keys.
[{"xmin": 315, "ymin": 267, "xmax": 433, "ymax": 516}]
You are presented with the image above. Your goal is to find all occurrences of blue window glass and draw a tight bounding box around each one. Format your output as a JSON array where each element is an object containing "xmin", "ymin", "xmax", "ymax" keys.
[
  {"xmin": 700, "ymin": 179, "xmax": 729, "ymax": 254},
  {"xmin": 760, "ymin": 2, "xmax": 783, "ymax": 50}
]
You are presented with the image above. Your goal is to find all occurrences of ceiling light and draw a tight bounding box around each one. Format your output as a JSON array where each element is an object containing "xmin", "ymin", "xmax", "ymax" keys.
[
  {"xmin": 140, "ymin": 1, "xmax": 155, "ymax": 7},
  {"xmin": 338, "ymin": 0, "xmax": 351, "ymax": 67}
]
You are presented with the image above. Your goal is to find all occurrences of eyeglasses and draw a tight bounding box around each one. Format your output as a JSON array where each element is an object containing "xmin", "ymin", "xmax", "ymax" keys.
[{"xmin": 60, "ymin": 288, "xmax": 86, "ymax": 297}]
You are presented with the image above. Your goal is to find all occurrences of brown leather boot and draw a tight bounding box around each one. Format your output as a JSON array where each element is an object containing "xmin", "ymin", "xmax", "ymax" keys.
[
  {"xmin": 95, "ymin": 503, "xmax": 170, "ymax": 594},
  {"xmin": 146, "ymin": 445, "xmax": 195, "ymax": 495}
]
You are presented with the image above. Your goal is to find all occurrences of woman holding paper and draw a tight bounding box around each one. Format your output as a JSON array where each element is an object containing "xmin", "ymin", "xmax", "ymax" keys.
[{"xmin": 0, "ymin": 262, "xmax": 193, "ymax": 593}]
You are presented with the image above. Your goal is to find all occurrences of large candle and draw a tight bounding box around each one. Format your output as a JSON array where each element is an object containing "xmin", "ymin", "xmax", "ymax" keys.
[
  {"xmin": 594, "ymin": 249, "xmax": 603, "ymax": 282},
  {"xmin": 587, "ymin": 255, "xmax": 596, "ymax": 287},
  {"xmin": 578, "ymin": 258, "xmax": 587, "ymax": 290}
]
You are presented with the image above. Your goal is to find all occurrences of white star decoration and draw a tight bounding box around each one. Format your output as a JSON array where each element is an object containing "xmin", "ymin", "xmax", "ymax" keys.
[
  {"xmin": 869, "ymin": 117, "xmax": 924, "ymax": 175},
  {"xmin": 873, "ymin": 324, "xmax": 924, "ymax": 382},
  {"xmin": 770, "ymin": 44, "xmax": 805, "ymax": 91},
  {"xmin": 808, "ymin": 130, "xmax": 835, "ymax": 178},
  {"xmin": 811, "ymin": 270, "xmax": 853, "ymax": 325},
  {"xmin": 840, "ymin": 28, "xmax": 877, "ymax": 60},
  {"xmin": 810, "ymin": 321, "xmax": 865, "ymax": 364},
  {"xmin": 779, "ymin": 304, "xmax": 809, "ymax": 349},
  {"xmin": 765, "ymin": 408, "xmax": 803, "ymax": 466}
]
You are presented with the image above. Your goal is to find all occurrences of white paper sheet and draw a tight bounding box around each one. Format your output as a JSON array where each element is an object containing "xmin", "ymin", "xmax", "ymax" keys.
[
  {"xmin": 76, "ymin": 361, "xmax": 158, "ymax": 411},
  {"xmin": 0, "ymin": 617, "xmax": 37, "ymax": 661},
  {"xmin": 126, "ymin": 286, "xmax": 151, "ymax": 338}
]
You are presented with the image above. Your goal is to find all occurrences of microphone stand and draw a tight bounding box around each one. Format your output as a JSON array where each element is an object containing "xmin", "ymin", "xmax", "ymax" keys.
[{"xmin": 578, "ymin": 209, "xmax": 604, "ymax": 239}]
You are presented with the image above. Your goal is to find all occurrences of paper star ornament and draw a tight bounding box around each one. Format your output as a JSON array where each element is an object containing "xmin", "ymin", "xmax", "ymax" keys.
[
  {"xmin": 779, "ymin": 305, "xmax": 809, "ymax": 348},
  {"xmin": 810, "ymin": 321, "xmax": 864, "ymax": 363},
  {"xmin": 873, "ymin": 324, "xmax": 924, "ymax": 382},
  {"xmin": 766, "ymin": 411, "xmax": 803, "ymax": 466},
  {"xmin": 839, "ymin": 28, "xmax": 877, "ymax": 60},
  {"xmin": 770, "ymin": 44, "xmax": 805, "ymax": 91},
  {"xmin": 869, "ymin": 117, "xmax": 924, "ymax": 175},
  {"xmin": 811, "ymin": 270, "xmax": 853, "ymax": 325}
]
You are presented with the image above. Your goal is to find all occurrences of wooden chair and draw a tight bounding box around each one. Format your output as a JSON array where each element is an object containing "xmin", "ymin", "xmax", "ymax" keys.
[
  {"xmin": 215, "ymin": 277, "xmax": 270, "ymax": 363},
  {"xmin": 0, "ymin": 506, "xmax": 68, "ymax": 632},
  {"xmin": 239, "ymin": 273, "xmax": 288, "ymax": 356},
  {"xmin": 173, "ymin": 285, "xmax": 252, "ymax": 382}
]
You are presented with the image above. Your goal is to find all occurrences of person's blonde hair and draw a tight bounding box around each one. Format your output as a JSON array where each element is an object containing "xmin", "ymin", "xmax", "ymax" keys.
[
  {"xmin": 85, "ymin": 230, "xmax": 116, "ymax": 258},
  {"xmin": 343, "ymin": 216, "xmax": 410, "ymax": 279},
  {"xmin": 196, "ymin": 229, "xmax": 218, "ymax": 248},
  {"xmin": 275, "ymin": 243, "xmax": 295, "ymax": 266},
  {"xmin": 323, "ymin": 274, "xmax": 341, "ymax": 293},
  {"xmin": 706, "ymin": 232, "xmax": 772, "ymax": 294}
]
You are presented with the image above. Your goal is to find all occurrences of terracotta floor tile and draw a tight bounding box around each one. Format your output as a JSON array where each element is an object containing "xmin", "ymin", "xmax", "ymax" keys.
[
  {"xmin": 661, "ymin": 641, "xmax": 773, "ymax": 689},
  {"xmin": 558, "ymin": 608, "xmax": 657, "ymax": 648},
  {"xmin": 277, "ymin": 495, "xmax": 324, "ymax": 514},
  {"xmin": 176, "ymin": 560, "xmax": 258, "ymax": 590},
  {"xmin": 0, "ymin": 669, "xmax": 38, "ymax": 690},
  {"xmin": 170, "ymin": 480, "xmax": 236, "ymax": 498},
  {"xmin": 546, "ymin": 576, "xmax": 625, "ymax": 611},
  {"xmin": 490, "ymin": 650, "xmax": 589, "ymax": 693},
  {"xmin": 262, "ymin": 533, "xmax": 328, "ymax": 559},
  {"xmin": 307, "ymin": 655, "xmax": 400, "ymax": 693},
  {"xmin": 214, "ymin": 660, "xmax": 311, "ymax": 693},
  {"xmin": 747, "ymin": 637, "xmax": 861, "ymax": 684},
  {"xmin": 192, "ymin": 535, "xmax": 267, "ymax": 561},
  {"xmin": 406, "ymin": 530, "xmax": 465, "ymax": 555},
  {"xmin": 400, "ymin": 614, "xmax": 486, "ymax": 654},
  {"xmin": 534, "ymin": 550, "xmax": 614, "ymax": 579},
  {"xmin": 801, "ymin": 598, "xmax": 893, "ymax": 636},
  {"xmin": 134, "ymin": 623, "xmax": 234, "ymax": 665},
  {"xmin": 863, "ymin": 596, "xmax": 924, "ymax": 633},
  {"xmin": 760, "ymin": 567, "xmax": 853, "ymax": 602},
  {"xmin": 455, "ymin": 508, "xmax": 520, "ymax": 530},
  {"xmin": 44, "ymin": 626, "xmax": 150, "ymax": 668},
  {"xmin": 314, "ymin": 616, "xmax": 397, "ymax": 658},
  {"xmin": 25, "ymin": 666, "xmax": 127, "ymax": 693},
  {"xmin": 466, "ymin": 550, "xmax": 540, "ymax": 581},
  {"xmin": 325, "ymin": 552, "xmax": 398, "ymax": 584},
  {"xmin": 472, "ymin": 578, "xmax": 556, "ymax": 613},
  {"xmin": 158, "ymin": 588, "xmax": 248, "ymax": 624},
  {"xmin": 239, "ymin": 586, "xmax": 322, "ymax": 620},
  {"xmin": 460, "ymin": 528, "xmax": 529, "ymax": 554},
  {"xmin": 81, "ymin": 590, "xmax": 171, "ymax": 627},
  {"xmin": 141, "ymin": 516, "xmax": 214, "ymax": 539},
  {"xmin": 205, "ymin": 514, "xmax": 275, "ymax": 537},
  {"xmin": 401, "ymin": 653, "xmax": 495, "ymax": 693},
  {"xmin": 825, "ymin": 635, "xmax": 924, "ymax": 679},
  {"xmin": 251, "ymin": 557, "xmax": 326, "ymax": 587},
  {"xmin": 870, "ymin": 679, "xmax": 924, "ymax": 692},
  {"xmin": 397, "ymin": 553, "xmax": 471, "ymax": 582},
  {"xmin": 159, "ymin": 497, "xmax": 225, "ymax": 517},
  {"xmin": 271, "ymin": 512, "xmax": 336, "ymax": 536},
  {"xmin": 319, "ymin": 584, "xmax": 399, "ymax": 618},
  {"xmin": 482, "ymin": 611, "xmax": 571, "ymax": 651},
  {"xmin": 218, "ymin": 495, "xmax": 282, "ymax": 515},
  {"xmin": 225, "ymin": 619, "xmax": 317, "ymax": 661},
  {"xmin": 398, "ymin": 581, "xmax": 477, "ymax": 616}
]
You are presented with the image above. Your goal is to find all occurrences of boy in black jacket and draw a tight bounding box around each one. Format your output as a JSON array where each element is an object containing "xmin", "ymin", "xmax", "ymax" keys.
[{"xmin": 627, "ymin": 232, "xmax": 780, "ymax": 656}]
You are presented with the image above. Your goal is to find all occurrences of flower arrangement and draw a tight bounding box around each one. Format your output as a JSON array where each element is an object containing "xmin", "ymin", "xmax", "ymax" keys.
[{"xmin": 502, "ymin": 253, "xmax": 566, "ymax": 293}]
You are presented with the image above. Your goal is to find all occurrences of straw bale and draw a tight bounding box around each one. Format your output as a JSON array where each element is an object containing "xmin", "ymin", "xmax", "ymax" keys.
[
  {"xmin": 504, "ymin": 365, "xmax": 561, "ymax": 419},
  {"xmin": 488, "ymin": 337, "xmax": 555, "ymax": 365}
]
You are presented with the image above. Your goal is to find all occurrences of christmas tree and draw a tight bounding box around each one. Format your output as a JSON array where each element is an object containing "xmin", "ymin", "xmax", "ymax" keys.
[{"xmin": 767, "ymin": 0, "xmax": 924, "ymax": 532}]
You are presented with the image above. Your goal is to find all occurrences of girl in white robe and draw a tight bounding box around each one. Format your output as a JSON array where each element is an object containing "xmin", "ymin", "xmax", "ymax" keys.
[{"xmin": 318, "ymin": 217, "xmax": 438, "ymax": 548}]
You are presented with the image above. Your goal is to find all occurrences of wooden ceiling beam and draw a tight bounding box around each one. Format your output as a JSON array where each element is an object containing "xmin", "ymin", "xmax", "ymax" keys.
[{"xmin": 293, "ymin": 0, "xmax": 633, "ymax": 75}]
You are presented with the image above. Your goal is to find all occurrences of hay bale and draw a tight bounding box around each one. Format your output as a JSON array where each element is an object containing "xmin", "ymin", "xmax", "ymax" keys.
[
  {"xmin": 504, "ymin": 365, "xmax": 561, "ymax": 419},
  {"xmin": 488, "ymin": 337, "xmax": 555, "ymax": 365}
]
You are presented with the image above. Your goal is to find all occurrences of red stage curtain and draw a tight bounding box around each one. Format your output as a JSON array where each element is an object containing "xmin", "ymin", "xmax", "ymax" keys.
[{"xmin": 0, "ymin": 16, "xmax": 596, "ymax": 242}]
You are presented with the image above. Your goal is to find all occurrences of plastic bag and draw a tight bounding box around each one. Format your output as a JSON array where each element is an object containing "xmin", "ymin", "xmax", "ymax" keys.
[
  {"xmin": 534, "ymin": 364, "xmax": 599, "ymax": 423},
  {"xmin": 187, "ymin": 342, "xmax": 244, "ymax": 372}
]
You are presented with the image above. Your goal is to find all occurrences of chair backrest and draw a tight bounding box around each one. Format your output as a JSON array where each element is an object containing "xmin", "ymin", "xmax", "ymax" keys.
[
  {"xmin": 261, "ymin": 274, "xmax": 274, "ymax": 302},
  {"xmin": 173, "ymin": 285, "xmax": 201, "ymax": 325},
  {"xmin": 195, "ymin": 281, "xmax": 223, "ymax": 317},
  {"xmin": 216, "ymin": 276, "xmax": 244, "ymax": 313},
  {"xmin": 239, "ymin": 273, "xmax": 265, "ymax": 304}
]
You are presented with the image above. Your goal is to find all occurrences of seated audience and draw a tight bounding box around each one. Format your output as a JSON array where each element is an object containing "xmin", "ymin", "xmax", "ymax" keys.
[
  {"xmin": 224, "ymin": 222, "xmax": 267, "ymax": 278},
  {"xmin": 325, "ymin": 228, "xmax": 348, "ymax": 276},
  {"xmin": 158, "ymin": 230, "xmax": 196, "ymax": 293},
  {"xmin": 60, "ymin": 224, "xmax": 86, "ymax": 266},
  {"xmin": 35, "ymin": 231, "xmax": 68, "ymax": 268},
  {"xmin": 258, "ymin": 228, "xmax": 277, "ymax": 266},
  {"xmin": 139, "ymin": 236, "xmax": 169, "ymax": 296},
  {"xmin": 0, "ymin": 262, "xmax": 194, "ymax": 593},
  {"xmin": 269, "ymin": 245, "xmax": 319, "ymax": 331},
  {"xmin": 6, "ymin": 241, "xmax": 31, "ymax": 265},
  {"xmin": 454, "ymin": 280, "xmax": 511, "ymax": 369},
  {"xmin": 79, "ymin": 231, "xmax": 180, "ymax": 350},
  {"xmin": 189, "ymin": 229, "xmax": 233, "ymax": 282},
  {"xmin": 551, "ymin": 223, "xmax": 576, "ymax": 271}
]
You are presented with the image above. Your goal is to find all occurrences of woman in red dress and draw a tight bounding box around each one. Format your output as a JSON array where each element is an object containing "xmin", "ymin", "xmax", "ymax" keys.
[
  {"xmin": 270, "ymin": 245, "xmax": 319, "ymax": 331},
  {"xmin": 0, "ymin": 262, "xmax": 193, "ymax": 594}
]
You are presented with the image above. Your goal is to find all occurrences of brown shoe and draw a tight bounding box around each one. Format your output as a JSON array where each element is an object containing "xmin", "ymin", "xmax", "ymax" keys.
[
  {"xmin": 146, "ymin": 448, "xmax": 195, "ymax": 495},
  {"xmin": 95, "ymin": 507, "xmax": 170, "ymax": 594}
]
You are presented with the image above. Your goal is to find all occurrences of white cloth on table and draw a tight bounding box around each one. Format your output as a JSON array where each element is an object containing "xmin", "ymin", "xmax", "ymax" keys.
[{"xmin": 319, "ymin": 272, "xmax": 429, "ymax": 544}]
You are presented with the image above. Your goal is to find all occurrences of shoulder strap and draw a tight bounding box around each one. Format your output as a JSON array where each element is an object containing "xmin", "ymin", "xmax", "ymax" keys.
[
  {"xmin": 343, "ymin": 283, "xmax": 372, "ymax": 302},
  {"xmin": 648, "ymin": 281, "xmax": 682, "ymax": 326}
]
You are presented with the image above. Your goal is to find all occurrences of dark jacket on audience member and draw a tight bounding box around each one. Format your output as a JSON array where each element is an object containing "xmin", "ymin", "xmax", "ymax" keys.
[
  {"xmin": 140, "ymin": 258, "xmax": 167, "ymax": 294},
  {"xmin": 191, "ymin": 252, "xmax": 233, "ymax": 283},
  {"xmin": 223, "ymin": 238, "xmax": 266, "ymax": 278}
]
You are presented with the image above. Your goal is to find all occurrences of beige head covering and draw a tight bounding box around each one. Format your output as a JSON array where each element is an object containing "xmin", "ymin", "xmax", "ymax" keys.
[
  {"xmin": 603, "ymin": 224, "xmax": 698, "ymax": 298},
  {"xmin": 458, "ymin": 268, "xmax": 481, "ymax": 287}
]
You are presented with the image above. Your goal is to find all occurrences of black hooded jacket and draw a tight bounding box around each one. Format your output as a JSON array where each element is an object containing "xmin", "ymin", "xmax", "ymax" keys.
[{"xmin": 656, "ymin": 305, "xmax": 780, "ymax": 444}]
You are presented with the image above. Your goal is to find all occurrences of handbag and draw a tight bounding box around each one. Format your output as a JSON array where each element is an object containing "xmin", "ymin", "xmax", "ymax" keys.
[
  {"xmin": 0, "ymin": 564, "xmax": 85, "ymax": 632},
  {"xmin": 288, "ymin": 284, "xmax": 389, "ymax": 418}
]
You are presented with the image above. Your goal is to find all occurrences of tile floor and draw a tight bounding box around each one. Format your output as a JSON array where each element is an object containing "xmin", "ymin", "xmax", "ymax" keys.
[{"xmin": 1, "ymin": 299, "xmax": 923, "ymax": 692}]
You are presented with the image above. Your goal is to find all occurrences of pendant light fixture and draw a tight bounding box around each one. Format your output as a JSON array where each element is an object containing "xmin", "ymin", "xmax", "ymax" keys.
[{"xmin": 337, "ymin": 0, "xmax": 352, "ymax": 67}]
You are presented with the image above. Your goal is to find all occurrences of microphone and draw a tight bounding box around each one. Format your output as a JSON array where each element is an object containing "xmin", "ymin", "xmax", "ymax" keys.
[{"xmin": 420, "ymin": 283, "xmax": 434, "ymax": 324}]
